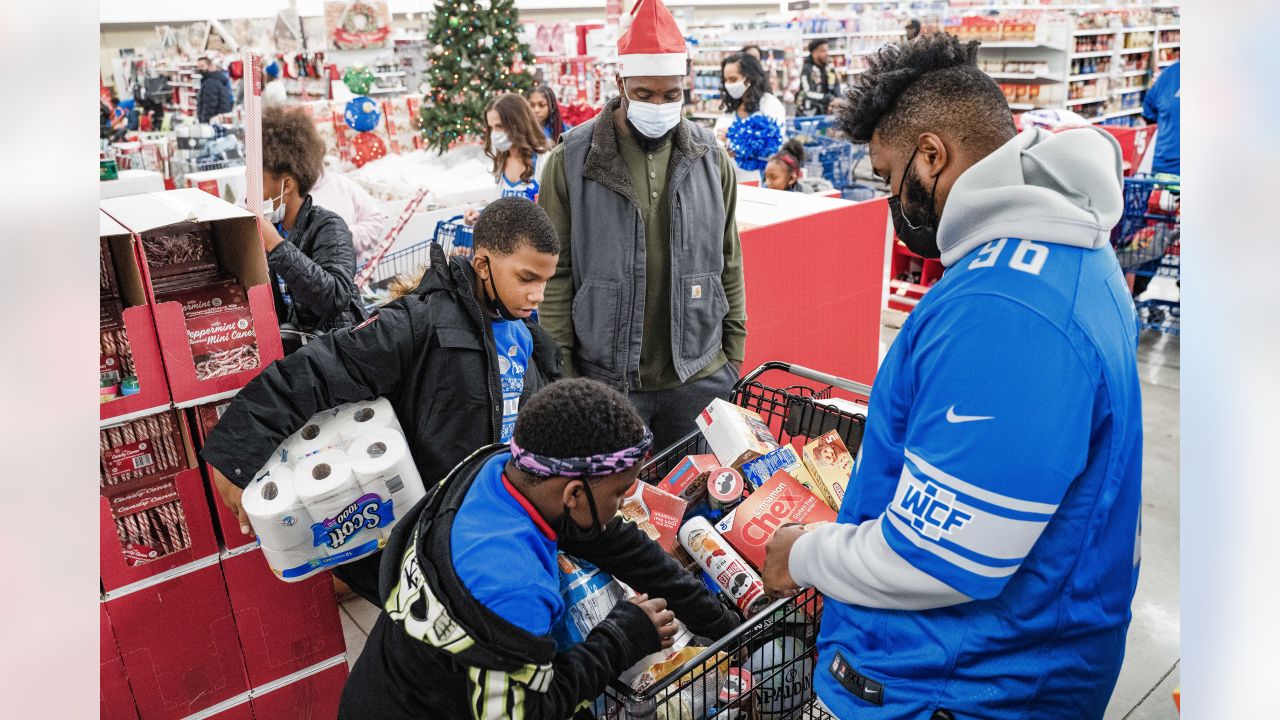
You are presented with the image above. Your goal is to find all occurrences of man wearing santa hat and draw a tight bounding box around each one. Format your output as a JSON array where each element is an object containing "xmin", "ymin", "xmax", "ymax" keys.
[{"xmin": 538, "ymin": 0, "xmax": 747, "ymax": 450}]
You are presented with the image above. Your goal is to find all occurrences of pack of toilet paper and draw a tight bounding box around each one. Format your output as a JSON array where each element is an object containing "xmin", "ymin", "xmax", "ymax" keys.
[{"xmin": 242, "ymin": 398, "xmax": 427, "ymax": 582}]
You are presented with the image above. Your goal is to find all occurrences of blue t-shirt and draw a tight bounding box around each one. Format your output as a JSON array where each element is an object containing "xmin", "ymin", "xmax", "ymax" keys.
[
  {"xmin": 491, "ymin": 319, "xmax": 532, "ymax": 442},
  {"xmin": 1142, "ymin": 61, "xmax": 1180, "ymax": 175},
  {"xmin": 451, "ymin": 452, "xmax": 563, "ymax": 635},
  {"xmin": 815, "ymin": 238, "xmax": 1144, "ymax": 718}
]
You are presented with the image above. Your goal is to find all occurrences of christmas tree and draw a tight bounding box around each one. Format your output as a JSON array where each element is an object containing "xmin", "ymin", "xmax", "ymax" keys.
[{"xmin": 419, "ymin": 0, "xmax": 536, "ymax": 152}]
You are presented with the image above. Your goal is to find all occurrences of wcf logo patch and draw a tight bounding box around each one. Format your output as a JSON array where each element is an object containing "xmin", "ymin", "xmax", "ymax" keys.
[{"xmin": 898, "ymin": 478, "xmax": 972, "ymax": 540}]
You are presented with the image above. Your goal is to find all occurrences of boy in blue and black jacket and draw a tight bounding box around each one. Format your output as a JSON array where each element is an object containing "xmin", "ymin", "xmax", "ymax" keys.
[{"xmin": 339, "ymin": 379, "xmax": 739, "ymax": 719}]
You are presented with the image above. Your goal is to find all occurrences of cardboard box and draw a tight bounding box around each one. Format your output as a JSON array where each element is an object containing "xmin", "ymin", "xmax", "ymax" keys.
[
  {"xmin": 656, "ymin": 454, "xmax": 720, "ymax": 504},
  {"xmin": 801, "ymin": 430, "xmax": 855, "ymax": 511},
  {"xmin": 619, "ymin": 481, "xmax": 688, "ymax": 553},
  {"xmin": 101, "ymin": 210, "xmax": 171, "ymax": 423},
  {"xmin": 101, "ymin": 189, "xmax": 284, "ymax": 407},
  {"xmin": 104, "ymin": 557, "xmax": 249, "ymax": 720},
  {"xmin": 188, "ymin": 400, "xmax": 256, "ymax": 550},
  {"xmin": 740, "ymin": 445, "xmax": 820, "ymax": 496},
  {"xmin": 249, "ymin": 656, "xmax": 348, "ymax": 720},
  {"xmin": 100, "ymin": 408, "xmax": 195, "ymax": 488},
  {"xmin": 714, "ymin": 471, "xmax": 837, "ymax": 569},
  {"xmin": 220, "ymin": 545, "xmax": 346, "ymax": 688},
  {"xmin": 100, "ymin": 467, "xmax": 220, "ymax": 593},
  {"xmin": 101, "ymin": 601, "xmax": 139, "ymax": 720},
  {"xmin": 696, "ymin": 399, "xmax": 781, "ymax": 469},
  {"xmin": 182, "ymin": 695, "xmax": 253, "ymax": 720}
]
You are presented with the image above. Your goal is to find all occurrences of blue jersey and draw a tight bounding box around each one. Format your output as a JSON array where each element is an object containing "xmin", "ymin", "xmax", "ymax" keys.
[
  {"xmin": 1143, "ymin": 62, "xmax": 1180, "ymax": 175},
  {"xmin": 491, "ymin": 319, "xmax": 533, "ymax": 442},
  {"xmin": 814, "ymin": 238, "xmax": 1143, "ymax": 718}
]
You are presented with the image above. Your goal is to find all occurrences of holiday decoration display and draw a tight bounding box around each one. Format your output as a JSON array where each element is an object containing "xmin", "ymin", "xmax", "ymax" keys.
[
  {"xmin": 325, "ymin": 0, "xmax": 392, "ymax": 49},
  {"xmin": 418, "ymin": 0, "xmax": 536, "ymax": 151},
  {"xmin": 350, "ymin": 132, "xmax": 387, "ymax": 168},
  {"xmin": 344, "ymin": 96, "xmax": 382, "ymax": 132},
  {"xmin": 726, "ymin": 114, "xmax": 784, "ymax": 173},
  {"xmin": 343, "ymin": 65, "xmax": 376, "ymax": 95}
]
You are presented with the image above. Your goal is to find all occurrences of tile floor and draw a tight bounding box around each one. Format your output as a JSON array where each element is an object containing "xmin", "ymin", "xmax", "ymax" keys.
[{"xmin": 337, "ymin": 314, "xmax": 1181, "ymax": 718}]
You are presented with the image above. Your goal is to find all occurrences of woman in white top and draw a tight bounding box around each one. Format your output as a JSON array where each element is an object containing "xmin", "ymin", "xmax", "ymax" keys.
[
  {"xmin": 464, "ymin": 93, "xmax": 550, "ymax": 224},
  {"xmin": 714, "ymin": 52, "xmax": 788, "ymax": 182}
]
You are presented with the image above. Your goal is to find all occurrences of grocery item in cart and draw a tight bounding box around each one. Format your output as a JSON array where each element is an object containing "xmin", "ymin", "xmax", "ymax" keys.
[
  {"xmin": 619, "ymin": 481, "xmax": 688, "ymax": 553},
  {"xmin": 647, "ymin": 647, "xmax": 730, "ymax": 720},
  {"xmin": 741, "ymin": 444, "xmax": 820, "ymax": 496},
  {"xmin": 697, "ymin": 398, "xmax": 781, "ymax": 469},
  {"xmin": 551, "ymin": 554, "xmax": 629, "ymax": 651},
  {"xmin": 657, "ymin": 453, "xmax": 719, "ymax": 503},
  {"xmin": 678, "ymin": 517, "xmax": 770, "ymax": 618},
  {"xmin": 715, "ymin": 470, "xmax": 837, "ymax": 570},
  {"xmin": 801, "ymin": 430, "xmax": 853, "ymax": 510},
  {"xmin": 707, "ymin": 467, "xmax": 746, "ymax": 512}
]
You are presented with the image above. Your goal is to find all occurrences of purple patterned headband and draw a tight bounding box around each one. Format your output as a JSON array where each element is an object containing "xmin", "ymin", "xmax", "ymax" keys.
[{"xmin": 509, "ymin": 428, "xmax": 654, "ymax": 479}]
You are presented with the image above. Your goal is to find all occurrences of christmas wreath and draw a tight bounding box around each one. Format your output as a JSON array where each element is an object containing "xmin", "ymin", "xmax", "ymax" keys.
[{"xmin": 726, "ymin": 114, "xmax": 783, "ymax": 173}]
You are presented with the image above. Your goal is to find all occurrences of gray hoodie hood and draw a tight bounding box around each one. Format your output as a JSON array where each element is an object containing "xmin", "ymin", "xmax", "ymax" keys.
[{"xmin": 937, "ymin": 127, "xmax": 1124, "ymax": 267}]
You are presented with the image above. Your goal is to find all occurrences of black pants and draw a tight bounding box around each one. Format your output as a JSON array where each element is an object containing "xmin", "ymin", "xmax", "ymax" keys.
[
  {"xmin": 333, "ymin": 551, "xmax": 383, "ymax": 606},
  {"xmin": 627, "ymin": 362, "xmax": 739, "ymax": 452}
]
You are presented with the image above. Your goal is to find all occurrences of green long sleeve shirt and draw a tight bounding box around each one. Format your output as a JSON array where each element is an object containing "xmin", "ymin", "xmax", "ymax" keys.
[{"xmin": 538, "ymin": 121, "xmax": 747, "ymax": 391}]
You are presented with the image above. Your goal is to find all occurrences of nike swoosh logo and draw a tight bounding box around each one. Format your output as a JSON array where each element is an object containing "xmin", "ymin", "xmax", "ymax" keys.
[{"xmin": 946, "ymin": 406, "xmax": 995, "ymax": 423}]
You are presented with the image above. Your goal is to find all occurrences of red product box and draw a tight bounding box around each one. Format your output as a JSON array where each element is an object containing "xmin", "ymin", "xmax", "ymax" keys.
[
  {"xmin": 220, "ymin": 545, "xmax": 346, "ymax": 687},
  {"xmin": 249, "ymin": 656, "xmax": 348, "ymax": 719},
  {"xmin": 100, "ymin": 409, "xmax": 193, "ymax": 488},
  {"xmin": 102, "ymin": 189, "xmax": 284, "ymax": 407},
  {"xmin": 183, "ymin": 695, "xmax": 253, "ymax": 720},
  {"xmin": 101, "ymin": 602, "xmax": 139, "ymax": 720},
  {"xmin": 656, "ymin": 454, "xmax": 720, "ymax": 504},
  {"xmin": 189, "ymin": 400, "xmax": 255, "ymax": 550},
  {"xmin": 714, "ymin": 470, "xmax": 838, "ymax": 570},
  {"xmin": 101, "ymin": 210, "xmax": 171, "ymax": 423},
  {"xmin": 155, "ymin": 280, "xmax": 248, "ymax": 319},
  {"xmin": 619, "ymin": 481, "xmax": 688, "ymax": 553},
  {"xmin": 101, "ymin": 467, "xmax": 220, "ymax": 593},
  {"xmin": 104, "ymin": 558, "xmax": 249, "ymax": 720}
]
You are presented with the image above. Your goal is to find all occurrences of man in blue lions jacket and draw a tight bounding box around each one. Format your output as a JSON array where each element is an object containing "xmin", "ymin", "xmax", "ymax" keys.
[{"xmin": 761, "ymin": 34, "xmax": 1143, "ymax": 719}]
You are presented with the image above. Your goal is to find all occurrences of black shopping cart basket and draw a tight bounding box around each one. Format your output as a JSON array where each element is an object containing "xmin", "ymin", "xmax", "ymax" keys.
[{"xmin": 597, "ymin": 361, "xmax": 872, "ymax": 720}]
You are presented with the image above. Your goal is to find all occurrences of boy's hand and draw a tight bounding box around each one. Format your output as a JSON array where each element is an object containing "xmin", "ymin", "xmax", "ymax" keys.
[
  {"xmin": 211, "ymin": 467, "xmax": 255, "ymax": 537},
  {"xmin": 629, "ymin": 594, "xmax": 679, "ymax": 649},
  {"xmin": 762, "ymin": 524, "xmax": 808, "ymax": 598}
]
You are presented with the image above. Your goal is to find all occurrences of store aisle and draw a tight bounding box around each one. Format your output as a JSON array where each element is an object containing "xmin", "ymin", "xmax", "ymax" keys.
[{"xmin": 334, "ymin": 320, "xmax": 1183, "ymax": 718}]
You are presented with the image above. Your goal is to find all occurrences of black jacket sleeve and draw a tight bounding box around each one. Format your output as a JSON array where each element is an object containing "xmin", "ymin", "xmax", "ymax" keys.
[
  {"xmin": 269, "ymin": 215, "xmax": 359, "ymax": 327},
  {"xmin": 200, "ymin": 299, "xmax": 419, "ymax": 487},
  {"xmin": 464, "ymin": 601, "xmax": 660, "ymax": 720},
  {"xmin": 563, "ymin": 518, "xmax": 741, "ymax": 641}
]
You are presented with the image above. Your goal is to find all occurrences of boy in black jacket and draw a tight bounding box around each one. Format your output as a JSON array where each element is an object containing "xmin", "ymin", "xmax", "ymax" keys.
[
  {"xmin": 201, "ymin": 197, "xmax": 563, "ymax": 604},
  {"xmin": 339, "ymin": 378, "xmax": 740, "ymax": 719}
]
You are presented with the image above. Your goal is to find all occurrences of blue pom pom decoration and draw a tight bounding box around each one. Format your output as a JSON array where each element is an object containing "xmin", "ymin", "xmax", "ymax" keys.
[
  {"xmin": 344, "ymin": 96, "xmax": 382, "ymax": 133},
  {"xmin": 726, "ymin": 114, "xmax": 783, "ymax": 173}
]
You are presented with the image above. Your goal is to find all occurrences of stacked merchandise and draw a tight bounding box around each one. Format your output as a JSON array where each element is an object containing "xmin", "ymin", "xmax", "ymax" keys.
[
  {"xmin": 553, "ymin": 393, "xmax": 868, "ymax": 718},
  {"xmin": 172, "ymin": 123, "xmax": 245, "ymax": 186},
  {"xmin": 101, "ymin": 189, "xmax": 346, "ymax": 720},
  {"xmin": 100, "ymin": 240, "xmax": 137, "ymax": 403}
]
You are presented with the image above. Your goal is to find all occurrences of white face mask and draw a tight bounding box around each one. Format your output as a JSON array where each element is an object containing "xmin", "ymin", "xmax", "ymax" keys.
[
  {"xmin": 264, "ymin": 181, "xmax": 286, "ymax": 225},
  {"xmin": 490, "ymin": 130, "xmax": 512, "ymax": 152},
  {"xmin": 625, "ymin": 93, "xmax": 683, "ymax": 139},
  {"xmin": 725, "ymin": 81, "xmax": 748, "ymax": 100}
]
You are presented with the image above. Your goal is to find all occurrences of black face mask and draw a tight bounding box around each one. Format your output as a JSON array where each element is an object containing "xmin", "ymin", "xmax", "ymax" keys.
[
  {"xmin": 889, "ymin": 147, "xmax": 942, "ymax": 259},
  {"xmin": 477, "ymin": 256, "xmax": 520, "ymax": 322},
  {"xmin": 557, "ymin": 480, "xmax": 605, "ymax": 544}
]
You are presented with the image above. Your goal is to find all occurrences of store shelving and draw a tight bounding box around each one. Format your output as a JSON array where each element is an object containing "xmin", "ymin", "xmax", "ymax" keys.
[
  {"xmin": 1115, "ymin": 85, "xmax": 1147, "ymax": 95},
  {"xmin": 1064, "ymin": 95, "xmax": 1108, "ymax": 107},
  {"xmin": 987, "ymin": 72, "xmax": 1059, "ymax": 83},
  {"xmin": 1071, "ymin": 50, "xmax": 1113, "ymax": 59},
  {"xmin": 1118, "ymin": 46, "xmax": 1154, "ymax": 55},
  {"xmin": 1068, "ymin": 72, "xmax": 1106, "ymax": 81}
]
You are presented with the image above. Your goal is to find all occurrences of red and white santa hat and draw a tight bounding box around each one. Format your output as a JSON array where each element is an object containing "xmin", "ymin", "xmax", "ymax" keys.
[{"xmin": 617, "ymin": 0, "xmax": 687, "ymax": 77}]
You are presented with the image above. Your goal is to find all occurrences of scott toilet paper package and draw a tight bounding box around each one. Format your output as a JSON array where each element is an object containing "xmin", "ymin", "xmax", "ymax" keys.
[{"xmin": 244, "ymin": 399, "xmax": 426, "ymax": 582}]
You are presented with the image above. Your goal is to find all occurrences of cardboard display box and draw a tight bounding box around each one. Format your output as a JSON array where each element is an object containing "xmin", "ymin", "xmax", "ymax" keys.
[
  {"xmin": 101, "ymin": 601, "xmax": 139, "ymax": 720},
  {"xmin": 104, "ymin": 557, "xmax": 249, "ymax": 720},
  {"xmin": 249, "ymin": 656, "xmax": 348, "ymax": 719},
  {"xmin": 188, "ymin": 398, "xmax": 256, "ymax": 551},
  {"xmin": 182, "ymin": 694, "xmax": 253, "ymax": 720},
  {"xmin": 100, "ymin": 466, "xmax": 219, "ymax": 593},
  {"xmin": 101, "ymin": 210, "xmax": 171, "ymax": 423},
  {"xmin": 101, "ymin": 189, "xmax": 284, "ymax": 407},
  {"xmin": 220, "ymin": 545, "xmax": 346, "ymax": 688}
]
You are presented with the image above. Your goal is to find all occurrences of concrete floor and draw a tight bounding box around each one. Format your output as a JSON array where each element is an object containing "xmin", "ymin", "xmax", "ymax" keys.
[{"xmin": 338, "ymin": 313, "xmax": 1181, "ymax": 718}]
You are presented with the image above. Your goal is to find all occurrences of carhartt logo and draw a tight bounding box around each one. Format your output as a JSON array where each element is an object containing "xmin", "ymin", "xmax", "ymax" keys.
[
  {"xmin": 691, "ymin": 285, "xmax": 703, "ymax": 299},
  {"xmin": 946, "ymin": 406, "xmax": 994, "ymax": 424}
]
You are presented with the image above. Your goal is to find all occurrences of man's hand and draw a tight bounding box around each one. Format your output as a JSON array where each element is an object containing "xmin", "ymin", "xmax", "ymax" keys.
[
  {"xmin": 463, "ymin": 207, "xmax": 480, "ymax": 226},
  {"xmin": 629, "ymin": 594, "xmax": 679, "ymax": 649},
  {"xmin": 257, "ymin": 216, "xmax": 285, "ymax": 252},
  {"xmin": 211, "ymin": 467, "xmax": 254, "ymax": 537},
  {"xmin": 762, "ymin": 524, "xmax": 809, "ymax": 598}
]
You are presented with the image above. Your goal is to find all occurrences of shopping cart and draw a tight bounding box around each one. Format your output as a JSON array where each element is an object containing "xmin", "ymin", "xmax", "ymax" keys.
[
  {"xmin": 434, "ymin": 214, "xmax": 475, "ymax": 260},
  {"xmin": 785, "ymin": 115, "xmax": 835, "ymax": 137},
  {"xmin": 1110, "ymin": 176, "xmax": 1180, "ymax": 336},
  {"xmin": 598, "ymin": 361, "xmax": 872, "ymax": 720}
]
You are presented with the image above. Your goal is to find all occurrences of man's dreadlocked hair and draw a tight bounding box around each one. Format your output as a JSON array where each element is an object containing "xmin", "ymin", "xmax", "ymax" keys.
[
  {"xmin": 514, "ymin": 378, "xmax": 648, "ymax": 481},
  {"xmin": 836, "ymin": 33, "xmax": 1015, "ymax": 155}
]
